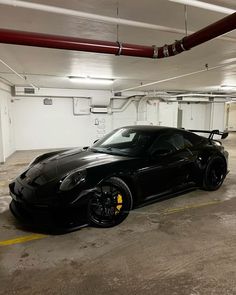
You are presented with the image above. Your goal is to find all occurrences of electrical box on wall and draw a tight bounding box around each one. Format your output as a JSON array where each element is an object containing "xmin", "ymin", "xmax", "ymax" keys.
[
  {"xmin": 73, "ymin": 97, "xmax": 91, "ymax": 115},
  {"xmin": 43, "ymin": 98, "xmax": 53, "ymax": 105}
]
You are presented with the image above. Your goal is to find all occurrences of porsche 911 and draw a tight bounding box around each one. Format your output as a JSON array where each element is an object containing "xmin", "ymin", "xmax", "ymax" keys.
[{"xmin": 9, "ymin": 126, "xmax": 228, "ymax": 232}]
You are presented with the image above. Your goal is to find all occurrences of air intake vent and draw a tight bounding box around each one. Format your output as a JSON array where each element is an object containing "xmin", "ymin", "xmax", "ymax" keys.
[{"xmin": 24, "ymin": 88, "xmax": 35, "ymax": 94}]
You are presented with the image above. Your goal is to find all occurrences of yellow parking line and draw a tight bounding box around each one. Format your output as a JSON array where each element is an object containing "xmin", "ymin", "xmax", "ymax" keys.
[
  {"xmin": 0, "ymin": 181, "xmax": 7, "ymax": 187},
  {"xmin": 0, "ymin": 200, "xmax": 224, "ymax": 246},
  {"xmin": 164, "ymin": 200, "xmax": 222, "ymax": 214},
  {"xmin": 0, "ymin": 234, "xmax": 48, "ymax": 246}
]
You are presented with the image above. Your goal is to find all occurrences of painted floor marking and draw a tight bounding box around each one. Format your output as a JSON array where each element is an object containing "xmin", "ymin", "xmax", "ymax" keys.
[
  {"xmin": 0, "ymin": 234, "xmax": 48, "ymax": 246},
  {"xmin": 164, "ymin": 200, "xmax": 223, "ymax": 214},
  {"xmin": 0, "ymin": 181, "xmax": 7, "ymax": 187},
  {"xmin": 0, "ymin": 200, "xmax": 223, "ymax": 246}
]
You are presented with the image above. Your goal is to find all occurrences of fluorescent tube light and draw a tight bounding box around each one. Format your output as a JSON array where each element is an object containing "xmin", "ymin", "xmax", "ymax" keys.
[
  {"xmin": 221, "ymin": 85, "xmax": 236, "ymax": 90},
  {"xmin": 68, "ymin": 76, "xmax": 114, "ymax": 85},
  {"xmin": 169, "ymin": 0, "xmax": 235, "ymax": 14},
  {"xmin": 221, "ymin": 85, "xmax": 236, "ymax": 88}
]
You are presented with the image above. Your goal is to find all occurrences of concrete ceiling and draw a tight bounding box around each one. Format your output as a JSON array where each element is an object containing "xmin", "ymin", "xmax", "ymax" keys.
[{"xmin": 0, "ymin": 0, "xmax": 235, "ymax": 93}]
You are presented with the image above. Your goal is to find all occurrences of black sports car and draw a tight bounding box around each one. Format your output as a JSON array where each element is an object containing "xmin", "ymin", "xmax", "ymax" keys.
[{"xmin": 9, "ymin": 126, "xmax": 228, "ymax": 232}]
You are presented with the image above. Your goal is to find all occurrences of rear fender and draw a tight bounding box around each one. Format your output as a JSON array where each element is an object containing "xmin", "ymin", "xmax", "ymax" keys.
[{"xmin": 196, "ymin": 149, "xmax": 227, "ymax": 185}]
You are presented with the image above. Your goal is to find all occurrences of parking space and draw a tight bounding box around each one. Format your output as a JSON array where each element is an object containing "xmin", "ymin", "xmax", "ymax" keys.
[{"xmin": 0, "ymin": 134, "xmax": 236, "ymax": 295}]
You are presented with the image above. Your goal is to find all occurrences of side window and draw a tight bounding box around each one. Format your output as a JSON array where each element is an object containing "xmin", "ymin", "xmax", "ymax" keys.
[
  {"xmin": 183, "ymin": 132, "xmax": 202, "ymax": 146},
  {"xmin": 149, "ymin": 132, "xmax": 192, "ymax": 156},
  {"xmin": 168, "ymin": 133, "xmax": 186, "ymax": 150},
  {"xmin": 149, "ymin": 134, "xmax": 177, "ymax": 155}
]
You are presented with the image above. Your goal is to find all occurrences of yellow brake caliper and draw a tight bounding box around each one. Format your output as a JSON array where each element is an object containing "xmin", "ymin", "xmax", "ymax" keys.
[{"xmin": 115, "ymin": 194, "xmax": 123, "ymax": 214}]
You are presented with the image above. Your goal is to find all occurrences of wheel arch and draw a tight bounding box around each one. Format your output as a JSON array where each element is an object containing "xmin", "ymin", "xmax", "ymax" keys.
[
  {"xmin": 201, "ymin": 153, "xmax": 227, "ymax": 190},
  {"xmin": 195, "ymin": 147, "xmax": 227, "ymax": 186},
  {"xmin": 87, "ymin": 175, "xmax": 134, "ymax": 227},
  {"xmin": 95, "ymin": 172, "xmax": 139, "ymax": 209}
]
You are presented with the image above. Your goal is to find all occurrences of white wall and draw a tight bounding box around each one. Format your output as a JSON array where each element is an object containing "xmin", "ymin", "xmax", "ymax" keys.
[
  {"xmin": 0, "ymin": 82, "xmax": 15, "ymax": 162},
  {"xmin": 13, "ymin": 96, "xmax": 140, "ymax": 150},
  {"xmin": 112, "ymin": 99, "xmax": 137, "ymax": 129},
  {"xmin": 12, "ymin": 90, "xmax": 227, "ymax": 151},
  {"xmin": 228, "ymin": 102, "xmax": 236, "ymax": 131},
  {"xmin": 147, "ymin": 101, "xmax": 158, "ymax": 125},
  {"xmin": 13, "ymin": 97, "xmax": 113, "ymax": 150},
  {"xmin": 179, "ymin": 102, "xmax": 226, "ymax": 132},
  {"xmin": 179, "ymin": 103, "xmax": 212, "ymax": 130},
  {"xmin": 210, "ymin": 102, "xmax": 226, "ymax": 131},
  {"xmin": 158, "ymin": 102, "xmax": 178, "ymax": 127}
]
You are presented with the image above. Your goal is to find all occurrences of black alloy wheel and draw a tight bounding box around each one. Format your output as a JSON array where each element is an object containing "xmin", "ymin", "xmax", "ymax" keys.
[
  {"xmin": 203, "ymin": 156, "xmax": 227, "ymax": 191},
  {"xmin": 88, "ymin": 177, "xmax": 133, "ymax": 227}
]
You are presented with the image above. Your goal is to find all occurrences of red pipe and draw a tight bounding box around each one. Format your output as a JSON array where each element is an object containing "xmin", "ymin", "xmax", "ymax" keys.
[{"xmin": 0, "ymin": 12, "xmax": 235, "ymax": 59}]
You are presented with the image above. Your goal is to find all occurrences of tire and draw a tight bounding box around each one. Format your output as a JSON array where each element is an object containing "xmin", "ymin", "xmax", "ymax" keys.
[
  {"xmin": 87, "ymin": 177, "xmax": 133, "ymax": 228},
  {"xmin": 202, "ymin": 156, "xmax": 227, "ymax": 191}
]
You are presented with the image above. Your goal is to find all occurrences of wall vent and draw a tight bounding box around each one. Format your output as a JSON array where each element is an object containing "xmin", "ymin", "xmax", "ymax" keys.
[{"xmin": 24, "ymin": 87, "xmax": 35, "ymax": 94}]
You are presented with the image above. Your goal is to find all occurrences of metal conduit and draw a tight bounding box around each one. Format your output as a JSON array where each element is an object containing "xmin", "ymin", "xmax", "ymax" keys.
[{"xmin": 0, "ymin": 13, "xmax": 235, "ymax": 59}]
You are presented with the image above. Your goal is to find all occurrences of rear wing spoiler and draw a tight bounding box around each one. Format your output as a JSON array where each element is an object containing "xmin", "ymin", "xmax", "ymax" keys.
[{"xmin": 188, "ymin": 129, "xmax": 229, "ymax": 140}]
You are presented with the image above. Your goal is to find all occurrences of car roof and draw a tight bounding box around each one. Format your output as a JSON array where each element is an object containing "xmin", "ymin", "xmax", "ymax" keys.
[
  {"xmin": 120, "ymin": 125, "xmax": 182, "ymax": 133},
  {"xmin": 119, "ymin": 125, "xmax": 202, "ymax": 138}
]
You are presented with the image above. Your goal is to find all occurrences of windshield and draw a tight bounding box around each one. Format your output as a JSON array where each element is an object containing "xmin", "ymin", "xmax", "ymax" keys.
[{"xmin": 90, "ymin": 128, "xmax": 155, "ymax": 157}]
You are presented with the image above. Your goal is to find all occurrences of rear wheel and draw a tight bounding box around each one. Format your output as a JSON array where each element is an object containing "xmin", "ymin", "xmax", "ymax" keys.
[
  {"xmin": 88, "ymin": 177, "xmax": 133, "ymax": 228},
  {"xmin": 202, "ymin": 156, "xmax": 227, "ymax": 191}
]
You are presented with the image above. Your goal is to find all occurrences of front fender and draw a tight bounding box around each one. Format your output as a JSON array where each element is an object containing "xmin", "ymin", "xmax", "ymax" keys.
[{"xmin": 69, "ymin": 188, "xmax": 97, "ymax": 206}]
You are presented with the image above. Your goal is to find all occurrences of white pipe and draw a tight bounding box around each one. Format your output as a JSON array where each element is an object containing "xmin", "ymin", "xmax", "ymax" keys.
[
  {"xmin": 0, "ymin": 85, "xmax": 11, "ymax": 93},
  {"xmin": 167, "ymin": 93, "xmax": 234, "ymax": 98},
  {"xmin": 0, "ymin": 0, "xmax": 235, "ymax": 43},
  {"xmin": 137, "ymin": 96, "xmax": 148, "ymax": 121},
  {"xmin": 0, "ymin": 58, "xmax": 37, "ymax": 88},
  {"xmin": 169, "ymin": 0, "xmax": 235, "ymax": 15},
  {"xmin": 145, "ymin": 92, "xmax": 236, "ymax": 98},
  {"xmin": 0, "ymin": 76, "xmax": 14, "ymax": 87},
  {"xmin": 116, "ymin": 61, "xmax": 236, "ymax": 93},
  {"xmin": 111, "ymin": 96, "xmax": 141, "ymax": 113}
]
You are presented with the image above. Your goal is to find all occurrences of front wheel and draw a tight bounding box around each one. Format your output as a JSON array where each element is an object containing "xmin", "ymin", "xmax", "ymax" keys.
[
  {"xmin": 202, "ymin": 156, "xmax": 227, "ymax": 191},
  {"xmin": 88, "ymin": 177, "xmax": 133, "ymax": 228}
]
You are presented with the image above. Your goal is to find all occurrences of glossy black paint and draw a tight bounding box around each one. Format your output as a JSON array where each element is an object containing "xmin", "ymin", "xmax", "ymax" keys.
[{"xmin": 9, "ymin": 126, "xmax": 228, "ymax": 232}]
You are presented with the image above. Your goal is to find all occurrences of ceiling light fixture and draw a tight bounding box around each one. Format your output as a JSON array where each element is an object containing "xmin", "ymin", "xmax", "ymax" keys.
[
  {"xmin": 221, "ymin": 85, "xmax": 236, "ymax": 89},
  {"xmin": 68, "ymin": 76, "xmax": 114, "ymax": 85},
  {"xmin": 221, "ymin": 85, "xmax": 236, "ymax": 87},
  {"xmin": 169, "ymin": 0, "xmax": 235, "ymax": 14}
]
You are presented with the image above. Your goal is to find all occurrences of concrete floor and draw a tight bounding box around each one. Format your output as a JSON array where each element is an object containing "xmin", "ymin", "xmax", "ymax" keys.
[{"xmin": 0, "ymin": 135, "xmax": 236, "ymax": 295}]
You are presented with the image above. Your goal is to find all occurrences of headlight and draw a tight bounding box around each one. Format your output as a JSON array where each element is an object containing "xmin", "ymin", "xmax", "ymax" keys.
[{"xmin": 59, "ymin": 170, "xmax": 87, "ymax": 191}]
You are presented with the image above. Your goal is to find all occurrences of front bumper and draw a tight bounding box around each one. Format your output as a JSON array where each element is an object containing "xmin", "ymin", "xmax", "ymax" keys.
[
  {"xmin": 9, "ymin": 180, "xmax": 89, "ymax": 233},
  {"xmin": 9, "ymin": 200, "xmax": 88, "ymax": 233}
]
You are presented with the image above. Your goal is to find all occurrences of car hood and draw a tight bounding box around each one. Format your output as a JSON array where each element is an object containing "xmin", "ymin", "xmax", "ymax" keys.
[{"xmin": 22, "ymin": 148, "xmax": 131, "ymax": 185}]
